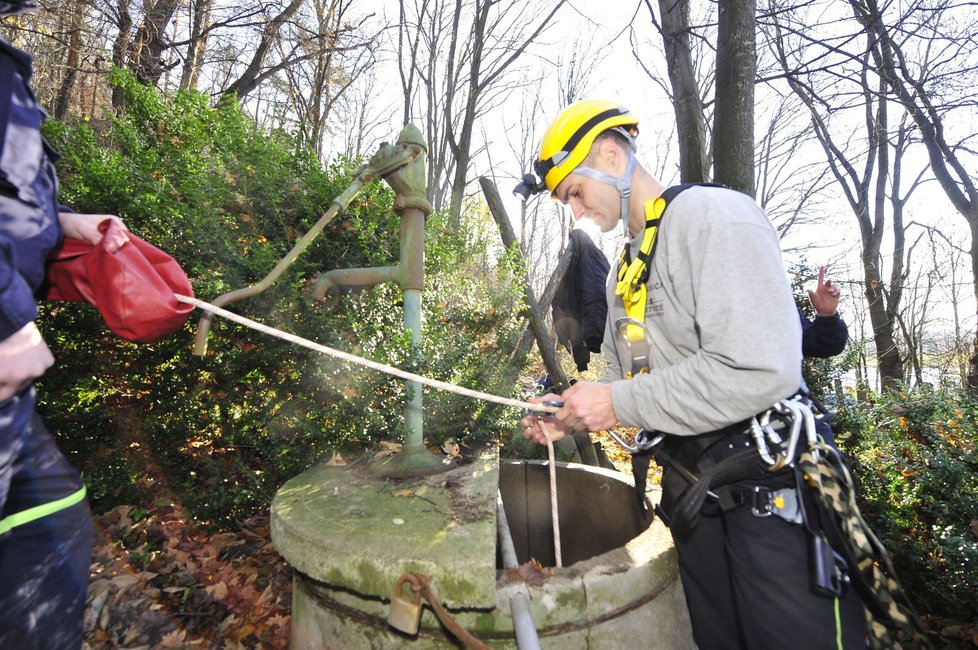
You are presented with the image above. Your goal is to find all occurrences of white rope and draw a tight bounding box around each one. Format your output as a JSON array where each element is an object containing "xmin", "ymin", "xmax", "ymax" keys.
[
  {"xmin": 537, "ymin": 420, "xmax": 562, "ymax": 568},
  {"xmin": 174, "ymin": 294, "xmax": 558, "ymax": 415}
]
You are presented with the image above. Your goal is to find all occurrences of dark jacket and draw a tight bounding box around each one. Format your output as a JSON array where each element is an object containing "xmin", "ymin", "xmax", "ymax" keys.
[
  {"xmin": 552, "ymin": 229, "xmax": 610, "ymax": 371},
  {"xmin": 800, "ymin": 310, "xmax": 848, "ymax": 358},
  {"xmin": 0, "ymin": 38, "xmax": 62, "ymax": 341}
]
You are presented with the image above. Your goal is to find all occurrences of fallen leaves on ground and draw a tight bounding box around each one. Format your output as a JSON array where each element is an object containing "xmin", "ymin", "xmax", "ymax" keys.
[{"xmin": 83, "ymin": 501, "xmax": 291, "ymax": 649}]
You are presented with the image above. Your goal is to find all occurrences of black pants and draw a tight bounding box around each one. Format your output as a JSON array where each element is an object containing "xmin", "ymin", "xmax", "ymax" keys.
[
  {"xmin": 0, "ymin": 388, "xmax": 93, "ymax": 650},
  {"xmin": 669, "ymin": 476, "xmax": 868, "ymax": 650}
]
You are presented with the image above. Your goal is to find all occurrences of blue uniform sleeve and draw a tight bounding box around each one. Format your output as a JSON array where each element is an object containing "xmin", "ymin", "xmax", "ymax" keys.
[
  {"xmin": 0, "ymin": 233, "xmax": 39, "ymax": 340},
  {"xmin": 0, "ymin": 39, "xmax": 60, "ymax": 341},
  {"xmin": 800, "ymin": 311, "xmax": 849, "ymax": 358}
]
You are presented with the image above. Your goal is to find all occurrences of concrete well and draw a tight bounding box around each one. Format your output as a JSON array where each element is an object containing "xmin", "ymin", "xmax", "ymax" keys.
[{"xmin": 271, "ymin": 449, "xmax": 693, "ymax": 649}]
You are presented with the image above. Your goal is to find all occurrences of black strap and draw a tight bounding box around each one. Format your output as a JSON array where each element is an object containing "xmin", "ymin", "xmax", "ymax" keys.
[
  {"xmin": 631, "ymin": 448, "xmax": 655, "ymax": 521},
  {"xmin": 618, "ymin": 182, "xmax": 717, "ymax": 271}
]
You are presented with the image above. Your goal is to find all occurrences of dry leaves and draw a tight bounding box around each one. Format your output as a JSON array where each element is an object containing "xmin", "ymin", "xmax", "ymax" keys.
[
  {"xmin": 504, "ymin": 559, "xmax": 552, "ymax": 587},
  {"xmin": 84, "ymin": 501, "xmax": 292, "ymax": 649}
]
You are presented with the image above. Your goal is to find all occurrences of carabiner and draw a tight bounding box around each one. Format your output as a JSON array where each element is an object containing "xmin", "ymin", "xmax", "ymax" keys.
[
  {"xmin": 606, "ymin": 428, "xmax": 664, "ymax": 454},
  {"xmin": 614, "ymin": 316, "xmax": 652, "ymax": 344},
  {"xmin": 749, "ymin": 417, "xmax": 780, "ymax": 469},
  {"xmin": 521, "ymin": 400, "xmax": 562, "ymax": 419},
  {"xmin": 614, "ymin": 316, "xmax": 652, "ymax": 377}
]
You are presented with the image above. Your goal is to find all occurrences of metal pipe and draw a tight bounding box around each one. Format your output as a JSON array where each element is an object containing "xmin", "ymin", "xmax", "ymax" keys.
[
  {"xmin": 400, "ymin": 205, "xmax": 425, "ymax": 453},
  {"xmin": 191, "ymin": 131, "xmax": 425, "ymax": 356},
  {"xmin": 311, "ymin": 266, "xmax": 399, "ymax": 303},
  {"xmin": 497, "ymin": 492, "xmax": 542, "ymax": 650}
]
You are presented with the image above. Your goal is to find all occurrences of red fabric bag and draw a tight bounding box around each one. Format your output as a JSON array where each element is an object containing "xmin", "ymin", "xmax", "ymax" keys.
[{"xmin": 42, "ymin": 219, "xmax": 194, "ymax": 343}]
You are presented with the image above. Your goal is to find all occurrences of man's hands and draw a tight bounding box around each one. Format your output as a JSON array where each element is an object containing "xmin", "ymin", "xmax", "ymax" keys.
[
  {"xmin": 520, "ymin": 381, "xmax": 618, "ymax": 445},
  {"xmin": 58, "ymin": 212, "xmax": 129, "ymax": 252},
  {"xmin": 807, "ymin": 266, "xmax": 841, "ymax": 317},
  {"xmin": 0, "ymin": 321, "xmax": 53, "ymax": 402}
]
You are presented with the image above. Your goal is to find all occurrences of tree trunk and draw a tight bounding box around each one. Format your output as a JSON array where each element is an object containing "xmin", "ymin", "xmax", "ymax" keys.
[
  {"xmin": 179, "ymin": 0, "xmax": 212, "ymax": 91},
  {"xmin": 445, "ymin": 0, "xmax": 486, "ymax": 229},
  {"xmin": 713, "ymin": 0, "xmax": 755, "ymax": 195},
  {"xmin": 963, "ymin": 217, "xmax": 978, "ymax": 389},
  {"xmin": 657, "ymin": 0, "xmax": 709, "ymax": 182},
  {"xmin": 131, "ymin": 0, "xmax": 182, "ymax": 86},
  {"xmin": 53, "ymin": 1, "xmax": 86, "ymax": 120},
  {"xmin": 112, "ymin": 0, "xmax": 133, "ymax": 110}
]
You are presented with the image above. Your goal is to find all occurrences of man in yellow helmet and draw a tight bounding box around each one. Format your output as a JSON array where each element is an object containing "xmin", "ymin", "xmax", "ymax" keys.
[{"xmin": 519, "ymin": 100, "xmax": 867, "ymax": 649}]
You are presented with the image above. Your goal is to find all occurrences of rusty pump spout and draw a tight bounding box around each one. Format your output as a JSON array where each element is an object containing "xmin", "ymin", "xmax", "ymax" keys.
[
  {"xmin": 193, "ymin": 124, "xmax": 443, "ymax": 475},
  {"xmin": 192, "ymin": 125, "xmax": 427, "ymax": 356}
]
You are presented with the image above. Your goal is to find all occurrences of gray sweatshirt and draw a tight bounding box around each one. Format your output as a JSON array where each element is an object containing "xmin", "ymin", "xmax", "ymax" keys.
[{"xmin": 600, "ymin": 185, "xmax": 802, "ymax": 435}]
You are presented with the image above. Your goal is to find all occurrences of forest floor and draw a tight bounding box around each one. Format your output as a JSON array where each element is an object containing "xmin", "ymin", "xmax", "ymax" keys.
[{"xmin": 83, "ymin": 501, "xmax": 292, "ymax": 649}]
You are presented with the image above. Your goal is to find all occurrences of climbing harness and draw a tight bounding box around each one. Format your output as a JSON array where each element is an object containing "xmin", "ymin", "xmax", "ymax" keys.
[
  {"xmin": 614, "ymin": 196, "xmax": 665, "ymax": 377},
  {"xmin": 612, "ymin": 183, "xmax": 720, "ymax": 377},
  {"xmin": 607, "ymin": 395, "xmax": 931, "ymax": 649}
]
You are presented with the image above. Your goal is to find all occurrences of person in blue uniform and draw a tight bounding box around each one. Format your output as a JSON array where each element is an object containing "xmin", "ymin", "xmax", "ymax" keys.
[
  {"xmin": 1, "ymin": 3, "xmax": 128, "ymax": 646},
  {"xmin": 801, "ymin": 266, "xmax": 848, "ymax": 359}
]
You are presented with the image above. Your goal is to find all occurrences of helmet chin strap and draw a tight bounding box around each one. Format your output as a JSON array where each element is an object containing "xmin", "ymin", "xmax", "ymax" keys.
[{"xmin": 571, "ymin": 147, "xmax": 638, "ymax": 240}]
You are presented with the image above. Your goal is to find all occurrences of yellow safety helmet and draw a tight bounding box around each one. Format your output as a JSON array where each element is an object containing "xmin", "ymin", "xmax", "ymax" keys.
[{"xmin": 532, "ymin": 100, "xmax": 639, "ymax": 198}]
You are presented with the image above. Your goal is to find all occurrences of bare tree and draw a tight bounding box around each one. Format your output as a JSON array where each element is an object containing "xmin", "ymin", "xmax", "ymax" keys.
[
  {"xmin": 641, "ymin": 0, "xmax": 710, "ymax": 183},
  {"xmin": 220, "ymin": 0, "xmax": 304, "ymax": 100},
  {"xmin": 765, "ymin": 2, "xmax": 922, "ymax": 389},
  {"xmin": 130, "ymin": 0, "xmax": 182, "ymax": 86},
  {"xmin": 274, "ymin": 0, "xmax": 379, "ymax": 160},
  {"xmin": 397, "ymin": 0, "xmax": 568, "ymax": 226},
  {"xmin": 52, "ymin": 1, "xmax": 90, "ymax": 119},
  {"xmin": 845, "ymin": 0, "xmax": 978, "ymax": 388},
  {"xmin": 179, "ymin": 0, "xmax": 213, "ymax": 90},
  {"xmin": 920, "ymin": 222, "xmax": 974, "ymax": 386},
  {"xmin": 334, "ymin": 71, "xmax": 396, "ymax": 160},
  {"xmin": 893, "ymin": 229, "xmax": 933, "ymax": 387}
]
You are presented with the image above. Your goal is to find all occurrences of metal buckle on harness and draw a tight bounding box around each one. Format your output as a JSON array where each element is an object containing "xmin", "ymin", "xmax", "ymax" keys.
[
  {"xmin": 746, "ymin": 485, "xmax": 803, "ymax": 525},
  {"xmin": 749, "ymin": 486, "xmax": 774, "ymax": 518},
  {"xmin": 614, "ymin": 316, "xmax": 652, "ymax": 377}
]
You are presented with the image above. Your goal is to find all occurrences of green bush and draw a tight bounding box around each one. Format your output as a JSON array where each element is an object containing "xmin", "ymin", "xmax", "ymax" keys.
[
  {"xmin": 833, "ymin": 387, "xmax": 978, "ymax": 624},
  {"xmin": 37, "ymin": 69, "xmax": 527, "ymax": 527}
]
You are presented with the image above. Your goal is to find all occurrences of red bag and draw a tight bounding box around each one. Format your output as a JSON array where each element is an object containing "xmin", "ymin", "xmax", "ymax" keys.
[{"xmin": 42, "ymin": 219, "xmax": 194, "ymax": 343}]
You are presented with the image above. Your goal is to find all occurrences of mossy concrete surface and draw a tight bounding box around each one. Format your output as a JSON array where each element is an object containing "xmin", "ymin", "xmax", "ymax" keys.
[
  {"xmin": 273, "ymin": 450, "xmax": 694, "ymax": 648},
  {"xmin": 271, "ymin": 449, "xmax": 499, "ymax": 609}
]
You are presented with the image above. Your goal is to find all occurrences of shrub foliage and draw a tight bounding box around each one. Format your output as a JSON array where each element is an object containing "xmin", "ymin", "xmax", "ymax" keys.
[
  {"xmin": 38, "ymin": 69, "xmax": 527, "ymax": 527},
  {"xmin": 834, "ymin": 387, "xmax": 978, "ymax": 624}
]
